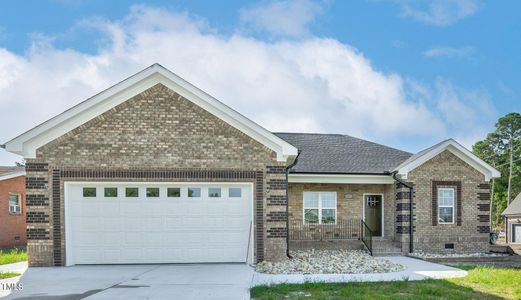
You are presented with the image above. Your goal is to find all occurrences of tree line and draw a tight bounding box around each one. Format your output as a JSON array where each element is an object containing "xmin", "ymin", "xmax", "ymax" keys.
[{"xmin": 472, "ymin": 112, "xmax": 521, "ymax": 230}]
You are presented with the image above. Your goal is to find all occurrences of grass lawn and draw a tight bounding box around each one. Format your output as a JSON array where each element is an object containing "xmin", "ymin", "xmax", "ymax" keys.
[
  {"xmin": 0, "ymin": 248, "xmax": 27, "ymax": 265},
  {"xmin": 251, "ymin": 265, "xmax": 521, "ymax": 300},
  {"xmin": 0, "ymin": 272, "xmax": 21, "ymax": 279}
]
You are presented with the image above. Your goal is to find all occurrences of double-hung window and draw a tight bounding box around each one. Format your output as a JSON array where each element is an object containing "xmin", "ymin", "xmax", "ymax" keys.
[
  {"xmin": 8, "ymin": 193, "xmax": 21, "ymax": 214},
  {"xmin": 303, "ymin": 192, "xmax": 337, "ymax": 224},
  {"xmin": 438, "ymin": 188, "xmax": 455, "ymax": 224}
]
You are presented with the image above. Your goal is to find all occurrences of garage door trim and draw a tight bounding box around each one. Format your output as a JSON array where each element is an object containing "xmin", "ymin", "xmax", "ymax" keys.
[{"xmin": 64, "ymin": 181, "xmax": 255, "ymax": 266}]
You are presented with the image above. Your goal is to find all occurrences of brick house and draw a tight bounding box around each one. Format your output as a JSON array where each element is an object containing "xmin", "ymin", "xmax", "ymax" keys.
[
  {"xmin": 502, "ymin": 193, "xmax": 521, "ymax": 244},
  {"xmin": 0, "ymin": 166, "xmax": 26, "ymax": 248},
  {"xmin": 2, "ymin": 64, "xmax": 500, "ymax": 266}
]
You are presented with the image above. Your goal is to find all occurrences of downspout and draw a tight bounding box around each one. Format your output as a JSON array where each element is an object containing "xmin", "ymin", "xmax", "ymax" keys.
[
  {"xmin": 285, "ymin": 151, "xmax": 301, "ymax": 259},
  {"xmin": 388, "ymin": 171, "xmax": 414, "ymax": 254}
]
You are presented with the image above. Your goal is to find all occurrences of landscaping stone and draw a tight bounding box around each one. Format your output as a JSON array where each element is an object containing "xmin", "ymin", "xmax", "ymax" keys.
[
  {"xmin": 255, "ymin": 250, "xmax": 404, "ymax": 274},
  {"xmin": 410, "ymin": 251, "xmax": 509, "ymax": 259}
]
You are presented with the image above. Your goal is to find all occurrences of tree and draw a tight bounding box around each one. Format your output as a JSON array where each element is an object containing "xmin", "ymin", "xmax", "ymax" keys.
[
  {"xmin": 495, "ymin": 113, "xmax": 521, "ymax": 204},
  {"xmin": 472, "ymin": 112, "xmax": 521, "ymax": 229}
]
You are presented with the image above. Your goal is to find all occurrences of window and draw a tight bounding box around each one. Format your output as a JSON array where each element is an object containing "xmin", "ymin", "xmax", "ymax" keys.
[
  {"xmin": 83, "ymin": 187, "xmax": 96, "ymax": 197},
  {"xmin": 208, "ymin": 188, "xmax": 221, "ymax": 198},
  {"xmin": 146, "ymin": 188, "xmax": 160, "ymax": 197},
  {"xmin": 126, "ymin": 188, "xmax": 139, "ymax": 197},
  {"xmin": 229, "ymin": 188, "xmax": 242, "ymax": 198},
  {"xmin": 303, "ymin": 192, "xmax": 337, "ymax": 224},
  {"xmin": 167, "ymin": 188, "xmax": 181, "ymax": 197},
  {"xmin": 188, "ymin": 188, "xmax": 201, "ymax": 198},
  {"xmin": 8, "ymin": 193, "xmax": 21, "ymax": 214},
  {"xmin": 104, "ymin": 187, "xmax": 118, "ymax": 197},
  {"xmin": 438, "ymin": 188, "xmax": 455, "ymax": 224}
]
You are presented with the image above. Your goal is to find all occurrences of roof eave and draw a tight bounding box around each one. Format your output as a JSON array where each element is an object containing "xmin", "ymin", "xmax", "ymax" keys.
[{"xmin": 3, "ymin": 64, "xmax": 297, "ymax": 163}]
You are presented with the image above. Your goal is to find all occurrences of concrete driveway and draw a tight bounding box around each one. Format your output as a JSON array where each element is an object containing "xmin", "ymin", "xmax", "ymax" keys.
[
  {"xmin": 3, "ymin": 264, "xmax": 254, "ymax": 300},
  {"xmin": 1, "ymin": 256, "xmax": 469, "ymax": 299}
]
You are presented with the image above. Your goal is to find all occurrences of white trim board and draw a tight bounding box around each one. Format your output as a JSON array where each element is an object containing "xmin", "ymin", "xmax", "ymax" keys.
[
  {"xmin": 394, "ymin": 139, "xmax": 500, "ymax": 181},
  {"xmin": 4, "ymin": 64, "xmax": 297, "ymax": 163},
  {"xmin": 0, "ymin": 171, "xmax": 25, "ymax": 181},
  {"xmin": 288, "ymin": 174, "xmax": 394, "ymax": 184}
]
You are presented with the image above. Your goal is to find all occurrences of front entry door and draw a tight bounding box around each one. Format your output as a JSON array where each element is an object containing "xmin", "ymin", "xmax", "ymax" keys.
[{"xmin": 364, "ymin": 194, "xmax": 383, "ymax": 237}]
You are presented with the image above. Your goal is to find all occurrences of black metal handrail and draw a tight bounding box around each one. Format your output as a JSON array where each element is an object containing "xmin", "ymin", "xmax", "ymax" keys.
[
  {"xmin": 289, "ymin": 219, "xmax": 360, "ymax": 241},
  {"xmin": 360, "ymin": 219, "xmax": 373, "ymax": 256}
]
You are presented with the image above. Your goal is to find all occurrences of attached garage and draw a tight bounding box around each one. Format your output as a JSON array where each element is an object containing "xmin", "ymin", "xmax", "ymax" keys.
[{"xmin": 65, "ymin": 182, "xmax": 253, "ymax": 265}]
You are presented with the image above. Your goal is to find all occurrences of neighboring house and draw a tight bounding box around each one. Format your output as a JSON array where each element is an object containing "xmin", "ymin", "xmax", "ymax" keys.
[
  {"xmin": 502, "ymin": 193, "xmax": 521, "ymax": 244},
  {"xmin": 1, "ymin": 64, "xmax": 500, "ymax": 267},
  {"xmin": 0, "ymin": 166, "xmax": 26, "ymax": 248}
]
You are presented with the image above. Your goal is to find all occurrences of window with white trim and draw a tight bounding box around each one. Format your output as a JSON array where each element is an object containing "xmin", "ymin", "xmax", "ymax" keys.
[
  {"xmin": 438, "ymin": 188, "xmax": 455, "ymax": 224},
  {"xmin": 303, "ymin": 192, "xmax": 337, "ymax": 224},
  {"xmin": 8, "ymin": 193, "xmax": 21, "ymax": 214}
]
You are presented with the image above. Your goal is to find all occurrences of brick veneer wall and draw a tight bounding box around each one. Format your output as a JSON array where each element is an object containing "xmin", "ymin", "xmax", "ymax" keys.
[
  {"xmin": 406, "ymin": 150, "xmax": 490, "ymax": 253},
  {"xmin": 25, "ymin": 83, "xmax": 289, "ymax": 266},
  {"xmin": 0, "ymin": 176, "xmax": 27, "ymax": 247}
]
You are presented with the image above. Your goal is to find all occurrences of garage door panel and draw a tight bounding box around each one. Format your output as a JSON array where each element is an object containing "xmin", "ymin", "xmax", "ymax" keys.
[{"xmin": 68, "ymin": 183, "xmax": 252, "ymax": 264}]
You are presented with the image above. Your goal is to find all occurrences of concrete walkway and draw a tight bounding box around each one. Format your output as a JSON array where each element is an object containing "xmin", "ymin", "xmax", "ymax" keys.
[
  {"xmin": 252, "ymin": 256, "xmax": 467, "ymax": 286},
  {"xmin": 0, "ymin": 257, "xmax": 466, "ymax": 299}
]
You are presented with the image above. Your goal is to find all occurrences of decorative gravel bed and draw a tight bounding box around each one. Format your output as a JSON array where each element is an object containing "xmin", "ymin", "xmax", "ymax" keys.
[
  {"xmin": 255, "ymin": 250, "xmax": 404, "ymax": 274},
  {"xmin": 410, "ymin": 251, "xmax": 509, "ymax": 259}
]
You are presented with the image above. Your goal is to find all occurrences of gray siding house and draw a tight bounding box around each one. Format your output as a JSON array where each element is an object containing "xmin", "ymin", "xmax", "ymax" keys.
[
  {"xmin": 503, "ymin": 193, "xmax": 521, "ymax": 244},
  {"xmin": 2, "ymin": 64, "xmax": 500, "ymax": 266}
]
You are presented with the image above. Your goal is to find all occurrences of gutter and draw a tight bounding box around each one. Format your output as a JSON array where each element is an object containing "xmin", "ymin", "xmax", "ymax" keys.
[
  {"xmin": 387, "ymin": 171, "xmax": 414, "ymax": 254},
  {"xmin": 285, "ymin": 151, "xmax": 301, "ymax": 259}
]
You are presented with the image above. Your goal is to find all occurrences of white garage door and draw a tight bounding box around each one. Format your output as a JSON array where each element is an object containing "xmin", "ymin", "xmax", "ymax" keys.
[{"xmin": 65, "ymin": 182, "xmax": 252, "ymax": 265}]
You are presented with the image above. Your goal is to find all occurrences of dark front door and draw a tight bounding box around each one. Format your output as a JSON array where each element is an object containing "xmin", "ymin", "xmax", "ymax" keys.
[{"xmin": 364, "ymin": 194, "xmax": 383, "ymax": 237}]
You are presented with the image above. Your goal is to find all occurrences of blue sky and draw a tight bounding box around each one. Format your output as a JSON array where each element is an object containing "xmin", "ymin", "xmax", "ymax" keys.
[{"xmin": 0, "ymin": 0, "xmax": 520, "ymax": 165}]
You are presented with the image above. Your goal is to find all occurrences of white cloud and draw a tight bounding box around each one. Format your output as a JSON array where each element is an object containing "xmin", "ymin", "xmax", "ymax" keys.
[
  {"xmin": 434, "ymin": 79, "xmax": 496, "ymax": 147},
  {"xmin": 240, "ymin": 0, "xmax": 322, "ymax": 38},
  {"xmin": 423, "ymin": 46, "xmax": 474, "ymax": 58},
  {"xmin": 395, "ymin": 0, "xmax": 481, "ymax": 26},
  {"xmin": 0, "ymin": 5, "xmax": 495, "ymax": 165}
]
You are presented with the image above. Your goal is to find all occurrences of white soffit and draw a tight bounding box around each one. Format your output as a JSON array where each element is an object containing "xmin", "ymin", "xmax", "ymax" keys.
[
  {"xmin": 3, "ymin": 64, "xmax": 298, "ymax": 162},
  {"xmin": 0, "ymin": 171, "xmax": 25, "ymax": 181},
  {"xmin": 394, "ymin": 139, "xmax": 500, "ymax": 181},
  {"xmin": 288, "ymin": 173, "xmax": 395, "ymax": 184}
]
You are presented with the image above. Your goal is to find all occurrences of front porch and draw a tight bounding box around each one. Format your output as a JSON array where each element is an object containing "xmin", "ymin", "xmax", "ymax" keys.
[{"xmin": 287, "ymin": 182, "xmax": 406, "ymax": 255}]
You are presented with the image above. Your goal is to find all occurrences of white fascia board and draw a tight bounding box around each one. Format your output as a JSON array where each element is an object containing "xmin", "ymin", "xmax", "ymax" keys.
[
  {"xmin": 4, "ymin": 64, "xmax": 297, "ymax": 162},
  {"xmin": 396, "ymin": 139, "xmax": 500, "ymax": 181},
  {"xmin": 0, "ymin": 171, "xmax": 25, "ymax": 181},
  {"xmin": 288, "ymin": 173, "xmax": 395, "ymax": 184}
]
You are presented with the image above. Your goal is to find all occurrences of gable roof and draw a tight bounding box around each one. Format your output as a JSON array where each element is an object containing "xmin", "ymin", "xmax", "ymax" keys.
[
  {"xmin": 2, "ymin": 64, "xmax": 298, "ymax": 162},
  {"xmin": 0, "ymin": 166, "xmax": 25, "ymax": 181},
  {"xmin": 503, "ymin": 193, "xmax": 521, "ymax": 216},
  {"xmin": 274, "ymin": 132, "xmax": 412, "ymax": 174},
  {"xmin": 394, "ymin": 139, "xmax": 500, "ymax": 181}
]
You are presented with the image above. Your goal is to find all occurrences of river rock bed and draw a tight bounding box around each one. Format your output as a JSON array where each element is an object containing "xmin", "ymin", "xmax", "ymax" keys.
[
  {"xmin": 255, "ymin": 250, "xmax": 404, "ymax": 274},
  {"xmin": 410, "ymin": 251, "xmax": 509, "ymax": 259}
]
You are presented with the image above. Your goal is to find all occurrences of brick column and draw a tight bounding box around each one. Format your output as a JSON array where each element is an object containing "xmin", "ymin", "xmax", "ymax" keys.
[
  {"xmin": 395, "ymin": 182, "xmax": 415, "ymax": 253},
  {"xmin": 263, "ymin": 166, "xmax": 288, "ymax": 262},
  {"xmin": 25, "ymin": 162, "xmax": 53, "ymax": 266}
]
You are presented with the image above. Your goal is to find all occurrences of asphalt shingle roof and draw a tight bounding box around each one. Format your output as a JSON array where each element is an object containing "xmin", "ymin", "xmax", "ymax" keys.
[
  {"xmin": 274, "ymin": 133, "xmax": 413, "ymax": 174},
  {"xmin": 503, "ymin": 193, "xmax": 521, "ymax": 216}
]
